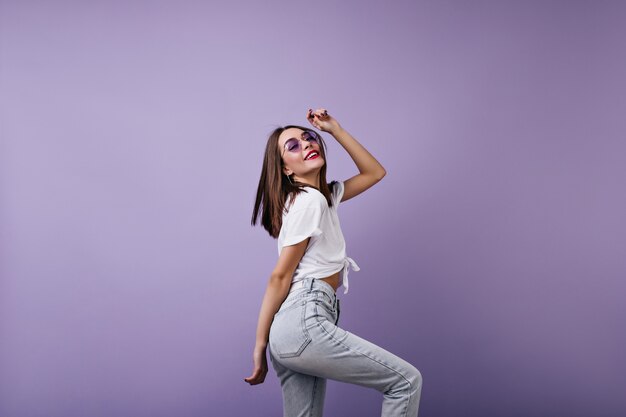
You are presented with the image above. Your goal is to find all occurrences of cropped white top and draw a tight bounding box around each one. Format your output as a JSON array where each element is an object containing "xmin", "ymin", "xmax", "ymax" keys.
[{"xmin": 277, "ymin": 180, "xmax": 360, "ymax": 294}]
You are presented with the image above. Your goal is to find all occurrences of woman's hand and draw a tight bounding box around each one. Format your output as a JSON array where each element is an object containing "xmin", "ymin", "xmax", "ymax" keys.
[
  {"xmin": 244, "ymin": 345, "xmax": 268, "ymax": 386},
  {"xmin": 307, "ymin": 108, "xmax": 342, "ymax": 135}
]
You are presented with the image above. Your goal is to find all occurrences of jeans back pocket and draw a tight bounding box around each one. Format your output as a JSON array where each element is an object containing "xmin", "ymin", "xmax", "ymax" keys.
[{"xmin": 269, "ymin": 299, "xmax": 312, "ymax": 359}]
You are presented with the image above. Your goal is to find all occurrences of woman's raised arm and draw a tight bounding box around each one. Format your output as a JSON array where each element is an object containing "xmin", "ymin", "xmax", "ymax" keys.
[{"xmin": 307, "ymin": 108, "xmax": 386, "ymax": 203}]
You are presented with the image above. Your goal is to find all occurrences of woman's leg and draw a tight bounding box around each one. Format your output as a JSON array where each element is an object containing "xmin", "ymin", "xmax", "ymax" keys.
[
  {"xmin": 269, "ymin": 348, "xmax": 327, "ymax": 417},
  {"xmin": 269, "ymin": 278, "xmax": 423, "ymax": 417},
  {"xmin": 309, "ymin": 319, "xmax": 422, "ymax": 417}
]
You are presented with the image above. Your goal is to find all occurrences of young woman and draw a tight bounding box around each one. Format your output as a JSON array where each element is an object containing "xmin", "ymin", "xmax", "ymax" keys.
[{"xmin": 245, "ymin": 108, "xmax": 423, "ymax": 416}]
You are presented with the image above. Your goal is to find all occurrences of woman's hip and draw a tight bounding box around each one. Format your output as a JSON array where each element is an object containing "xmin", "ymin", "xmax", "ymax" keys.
[{"xmin": 269, "ymin": 278, "xmax": 341, "ymax": 359}]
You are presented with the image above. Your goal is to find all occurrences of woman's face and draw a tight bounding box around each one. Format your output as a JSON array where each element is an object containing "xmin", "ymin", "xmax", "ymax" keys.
[{"xmin": 278, "ymin": 128, "xmax": 325, "ymax": 177}]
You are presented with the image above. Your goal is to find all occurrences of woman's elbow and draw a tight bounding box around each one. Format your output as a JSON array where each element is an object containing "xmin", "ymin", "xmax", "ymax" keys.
[{"xmin": 372, "ymin": 167, "xmax": 386, "ymax": 181}]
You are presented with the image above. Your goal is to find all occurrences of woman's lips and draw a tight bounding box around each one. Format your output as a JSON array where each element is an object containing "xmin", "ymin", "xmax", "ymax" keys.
[{"xmin": 306, "ymin": 154, "xmax": 320, "ymax": 160}]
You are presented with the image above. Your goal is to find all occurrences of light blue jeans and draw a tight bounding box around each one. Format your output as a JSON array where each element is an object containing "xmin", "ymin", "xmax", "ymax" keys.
[{"xmin": 269, "ymin": 277, "xmax": 422, "ymax": 417}]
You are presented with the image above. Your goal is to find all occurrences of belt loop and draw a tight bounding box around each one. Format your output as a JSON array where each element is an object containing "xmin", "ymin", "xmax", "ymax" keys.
[{"xmin": 307, "ymin": 277, "xmax": 315, "ymax": 292}]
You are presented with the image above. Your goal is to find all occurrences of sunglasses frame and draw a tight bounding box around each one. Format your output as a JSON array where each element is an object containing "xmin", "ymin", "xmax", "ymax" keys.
[{"xmin": 281, "ymin": 130, "xmax": 321, "ymax": 156}]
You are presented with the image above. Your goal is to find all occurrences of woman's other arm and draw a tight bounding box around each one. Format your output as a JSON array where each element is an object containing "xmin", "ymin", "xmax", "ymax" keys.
[{"xmin": 244, "ymin": 237, "xmax": 309, "ymax": 385}]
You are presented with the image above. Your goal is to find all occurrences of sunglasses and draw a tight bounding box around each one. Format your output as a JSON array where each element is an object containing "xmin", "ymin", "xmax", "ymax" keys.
[{"xmin": 282, "ymin": 131, "xmax": 320, "ymax": 156}]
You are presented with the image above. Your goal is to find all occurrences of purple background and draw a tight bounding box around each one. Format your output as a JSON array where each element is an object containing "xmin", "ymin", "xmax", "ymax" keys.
[{"xmin": 1, "ymin": 1, "xmax": 625, "ymax": 416}]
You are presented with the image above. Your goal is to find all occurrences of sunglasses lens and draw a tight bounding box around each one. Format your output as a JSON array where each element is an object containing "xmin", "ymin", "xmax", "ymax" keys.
[
  {"xmin": 305, "ymin": 131, "xmax": 318, "ymax": 143},
  {"xmin": 286, "ymin": 139, "xmax": 300, "ymax": 152}
]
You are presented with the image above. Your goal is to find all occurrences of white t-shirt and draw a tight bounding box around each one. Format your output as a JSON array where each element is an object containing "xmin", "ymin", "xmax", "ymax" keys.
[{"xmin": 277, "ymin": 180, "xmax": 360, "ymax": 294}]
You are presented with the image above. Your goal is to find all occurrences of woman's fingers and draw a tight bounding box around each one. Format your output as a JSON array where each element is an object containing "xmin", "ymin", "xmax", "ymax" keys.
[
  {"xmin": 307, "ymin": 109, "xmax": 320, "ymax": 128},
  {"xmin": 308, "ymin": 108, "xmax": 329, "ymax": 120},
  {"xmin": 245, "ymin": 366, "xmax": 266, "ymax": 382},
  {"xmin": 244, "ymin": 368, "xmax": 259, "ymax": 381},
  {"xmin": 244, "ymin": 368, "xmax": 266, "ymax": 385},
  {"xmin": 306, "ymin": 107, "xmax": 332, "ymax": 130}
]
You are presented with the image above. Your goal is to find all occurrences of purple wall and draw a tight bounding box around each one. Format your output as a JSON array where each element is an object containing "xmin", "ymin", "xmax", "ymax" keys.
[{"xmin": 1, "ymin": 1, "xmax": 625, "ymax": 416}]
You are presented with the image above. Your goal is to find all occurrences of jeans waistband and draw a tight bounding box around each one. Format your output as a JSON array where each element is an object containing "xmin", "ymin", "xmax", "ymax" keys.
[{"xmin": 287, "ymin": 277, "xmax": 337, "ymax": 301}]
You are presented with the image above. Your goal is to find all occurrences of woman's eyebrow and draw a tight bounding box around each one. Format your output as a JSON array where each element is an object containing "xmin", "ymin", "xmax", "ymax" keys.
[{"xmin": 287, "ymin": 132, "xmax": 308, "ymax": 142}]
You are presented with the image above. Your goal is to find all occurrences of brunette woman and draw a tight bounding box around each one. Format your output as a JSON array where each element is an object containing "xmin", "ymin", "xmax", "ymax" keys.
[{"xmin": 245, "ymin": 108, "xmax": 422, "ymax": 416}]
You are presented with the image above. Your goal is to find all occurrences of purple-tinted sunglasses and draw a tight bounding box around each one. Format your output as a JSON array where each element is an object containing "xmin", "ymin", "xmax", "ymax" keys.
[{"xmin": 282, "ymin": 131, "xmax": 320, "ymax": 155}]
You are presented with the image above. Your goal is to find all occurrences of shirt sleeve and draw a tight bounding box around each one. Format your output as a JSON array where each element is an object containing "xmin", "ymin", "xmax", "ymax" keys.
[
  {"xmin": 281, "ymin": 205, "xmax": 324, "ymax": 247},
  {"xmin": 331, "ymin": 180, "xmax": 345, "ymax": 206}
]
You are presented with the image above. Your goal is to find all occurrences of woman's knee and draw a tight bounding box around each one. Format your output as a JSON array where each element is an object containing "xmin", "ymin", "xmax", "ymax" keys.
[
  {"xmin": 406, "ymin": 364, "xmax": 423, "ymax": 393},
  {"xmin": 387, "ymin": 363, "xmax": 422, "ymax": 395}
]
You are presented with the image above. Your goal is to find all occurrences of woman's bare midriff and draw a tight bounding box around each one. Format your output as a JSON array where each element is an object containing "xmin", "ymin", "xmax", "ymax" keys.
[{"xmin": 319, "ymin": 270, "xmax": 341, "ymax": 292}]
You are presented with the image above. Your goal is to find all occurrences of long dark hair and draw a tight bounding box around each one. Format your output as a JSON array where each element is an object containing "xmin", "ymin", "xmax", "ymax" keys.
[{"xmin": 251, "ymin": 125, "xmax": 337, "ymax": 238}]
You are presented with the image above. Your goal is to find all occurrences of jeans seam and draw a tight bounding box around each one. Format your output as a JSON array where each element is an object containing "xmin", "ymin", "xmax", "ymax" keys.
[
  {"xmin": 317, "ymin": 321, "xmax": 413, "ymax": 417},
  {"xmin": 309, "ymin": 376, "xmax": 319, "ymax": 417},
  {"xmin": 275, "ymin": 298, "xmax": 303, "ymax": 317}
]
